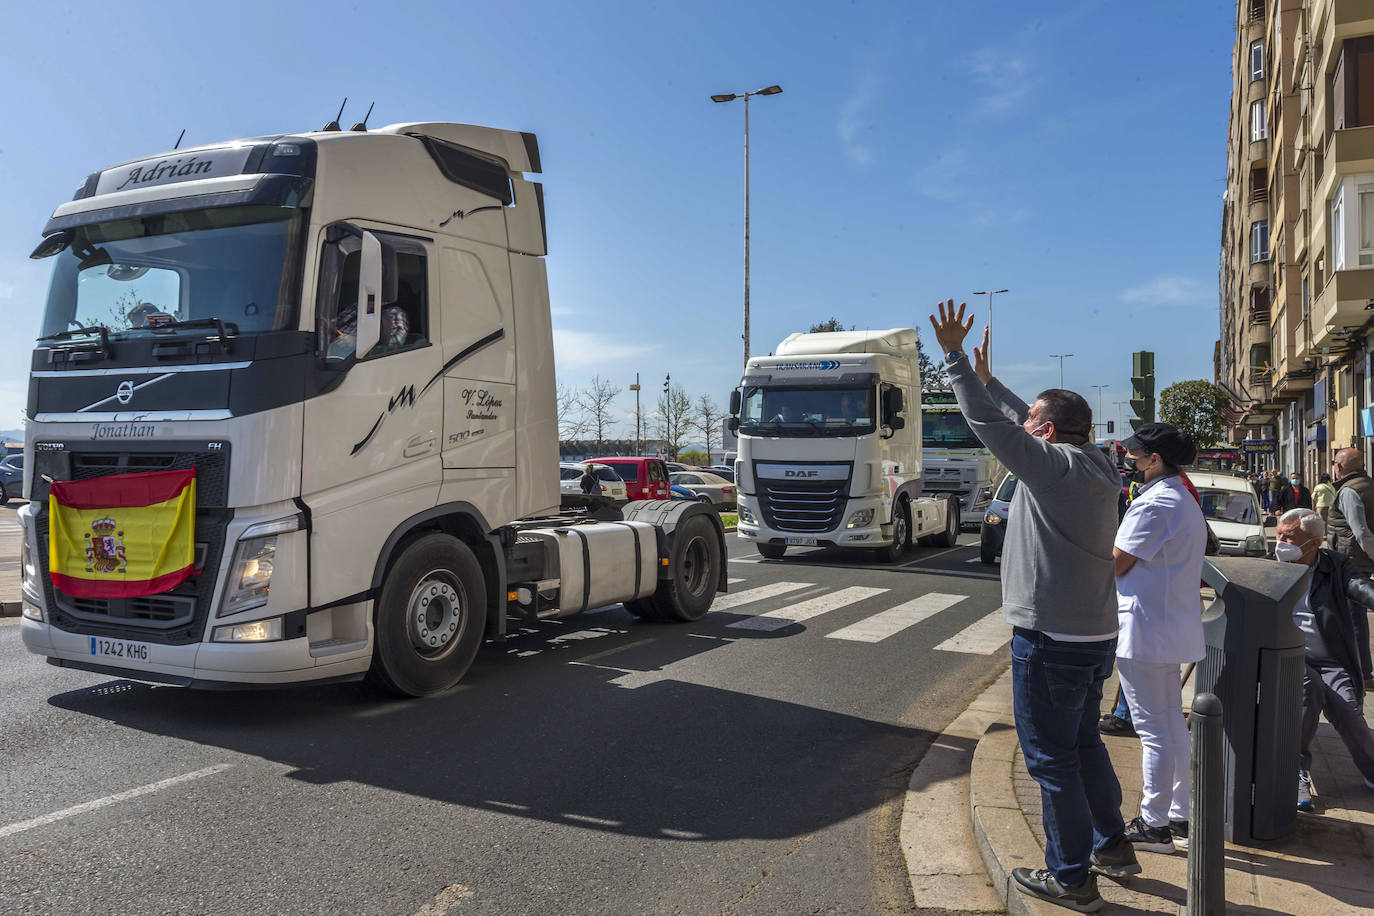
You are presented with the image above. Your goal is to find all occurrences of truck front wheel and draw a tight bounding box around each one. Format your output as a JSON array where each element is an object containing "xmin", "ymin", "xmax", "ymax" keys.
[
  {"xmin": 757, "ymin": 542, "xmax": 787, "ymax": 560},
  {"xmin": 883, "ymin": 501, "xmax": 911, "ymax": 562},
  {"xmin": 369, "ymin": 532, "xmax": 487, "ymax": 697}
]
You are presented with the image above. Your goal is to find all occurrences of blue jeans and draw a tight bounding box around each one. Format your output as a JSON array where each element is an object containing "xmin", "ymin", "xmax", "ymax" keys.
[{"xmin": 1012, "ymin": 628, "xmax": 1126, "ymax": 888}]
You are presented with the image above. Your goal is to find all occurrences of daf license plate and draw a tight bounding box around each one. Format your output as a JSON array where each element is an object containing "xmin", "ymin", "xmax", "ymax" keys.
[
  {"xmin": 784, "ymin": 536, "xmax": 818, "ymax": 546},
  {"xmin": 90, "ymin": 637, "xmax": 151, "ymax": 662}
]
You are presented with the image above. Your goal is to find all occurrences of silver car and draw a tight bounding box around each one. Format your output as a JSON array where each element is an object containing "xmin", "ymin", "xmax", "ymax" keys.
[
  {"xmin": 669, "ymin": 471, "xmax": 736, "ymax": 509},
  {"xmin": 559, "ymin": 462, "xmax": 629, "ymax": 502},
  {"xmin": 0, "ymin": 454, "xmax": 20, "ymax": 506}
]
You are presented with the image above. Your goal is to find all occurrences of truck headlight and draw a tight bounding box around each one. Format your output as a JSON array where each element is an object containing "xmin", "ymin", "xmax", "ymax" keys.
[
  {"xmin": 738, "ymin": 504, "xmax": 756, "ymax": 524},
  {"xmin": 20, "ymin": 534, "xmax": 41, "ymax": 603},
  {"xmin": 984, "ymin": 512, "xmax": 1002, "ymax": 526},
  {"xmin": 212, "ymin": 616, "xmax": 283, "ymax": 642},
  {"xmin": 1244, "ymin": 534, "xmax": 1267, "ymax": 555},
  {"xmin": 847, "ymin": 508, "xmax": 875, "ymax": 528},
  {"xmin": 219, "ymin": 515, "xmax": 302, "ymax": 617}
]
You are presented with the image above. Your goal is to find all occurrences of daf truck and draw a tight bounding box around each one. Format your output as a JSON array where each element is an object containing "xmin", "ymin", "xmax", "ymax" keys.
[
  {"xmin": 920, "ymin": 391, "xmax": 1004, "ymax": 528},
  {"xmin": 17, "ymin": 121, "xmax": 726, "ymax": 697},
  {"xmin": 729, "ymin": 329, "xmax": 960, "ymax": 561}
]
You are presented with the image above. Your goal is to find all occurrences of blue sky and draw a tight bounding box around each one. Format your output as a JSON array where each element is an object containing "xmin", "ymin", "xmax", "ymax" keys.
[{"xmin": 0, "ymin": 0, "xmax": 1233, "ymax": 438}]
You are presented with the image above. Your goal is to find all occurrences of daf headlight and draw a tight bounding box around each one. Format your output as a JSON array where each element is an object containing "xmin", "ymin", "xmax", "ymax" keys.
[
  {"xmin": 984, "ymin": 512, "xmax": 1003, "ymax": 526},
  {"xmin": 1244, "ymin": 534, "xmax": 1267, "ymax": 556},
  {"xmin": 847, "ymin": 508, "xmax": 875, "ymax": 529},
  {"xmin": 219, "ymin": 515, "xmax": 301, "ymax": 617},
  {"xmin": 738, "ymin": 504, "xmax": 756, "ymax": 524}
]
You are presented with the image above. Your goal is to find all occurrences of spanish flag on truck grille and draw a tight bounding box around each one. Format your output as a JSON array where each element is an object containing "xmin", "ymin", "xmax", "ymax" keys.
[{"xmin": 48, "ymin": 468, "xmax": 197, "ymax": 599}]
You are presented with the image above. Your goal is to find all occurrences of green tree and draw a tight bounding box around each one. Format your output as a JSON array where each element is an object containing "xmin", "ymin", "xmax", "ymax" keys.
[
  {"xmin": 1159, "ymin": 380, "xmax": 1229, "ymax": 450},
  {"xmin": 677, "ymin": 449, "xmax": 709, "ymax": 466},
  {"xmin": 808, "ymin": 317, "xmax": 850, "ymax": 332},
  {"xmin": 655, "ymin": 383, "xmax": 694, "ymax": 459},
  {"xmin": 916, "ymin": 334, "xmax": 946, "ymax": 392}
]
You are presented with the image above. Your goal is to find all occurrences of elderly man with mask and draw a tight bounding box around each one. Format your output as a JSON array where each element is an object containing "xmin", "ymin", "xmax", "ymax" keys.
[{"xmin": 1274, "ymin": 508, "xmax": 1374, "ymax": 810}]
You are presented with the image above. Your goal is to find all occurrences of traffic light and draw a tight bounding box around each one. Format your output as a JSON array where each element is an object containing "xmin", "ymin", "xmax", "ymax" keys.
[
  {"xmin": 1129, "ymin": 350, "xmax": 1155, "ymax": 431},
  {"xmin": 1107, "ymin": 420, "xmax": 1115, "ymax": 434},
  {"xmin": 664, "ymin": 373, "xmax": 671, "ymax": 394}
]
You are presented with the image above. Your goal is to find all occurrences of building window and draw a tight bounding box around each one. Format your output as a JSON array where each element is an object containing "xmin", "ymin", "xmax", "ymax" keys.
[
  {"xmin": 1360, "ymin": 186, "xmax": 1374, "ymax": 265},
  {"xmin": 1252, "ymin": 220, "xmax": 1270, "ymax": 263},
  {"xmin": 1252, "ymin": 167, "xmax": 1268, "ymax": 202},
  {"xmin": 1332, "ymin": 192, "xmax": 1346, "ymax": 271},
  {"xmin": 1252, "ymin": 99, "xmax": 1268, "ymax": 141},
  {"xmin": 1249, "ymin": 0, "xmax": 1264, "ymax": 23},
  {"xmin": 1302, "ymin": 273, "xmax": 1310, "ymax": 318},
  {"xmin": 1251, "ymin": 40, "xmax": 1265, "ymax": 82},
  {"xmin": 1332, "ymin": 38, "xmax": 1374, "ymax": 130}
]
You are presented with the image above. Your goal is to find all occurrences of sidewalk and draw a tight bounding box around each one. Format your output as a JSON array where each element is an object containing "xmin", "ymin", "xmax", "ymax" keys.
[
  {"xmin": 967, "ymin": 664, "xmax": 1374, "ymax": 914},
  {"xmin": 0, "ymin": 505, "xmax": 23, "ymax": 614}
]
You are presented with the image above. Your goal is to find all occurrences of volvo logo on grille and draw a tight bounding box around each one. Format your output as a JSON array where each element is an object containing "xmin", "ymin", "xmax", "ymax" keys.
[{"xmin": 116, "ymin": 381, "xmax": 134, "ymax": 404}]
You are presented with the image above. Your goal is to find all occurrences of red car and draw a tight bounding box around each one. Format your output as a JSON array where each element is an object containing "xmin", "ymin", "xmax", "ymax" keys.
[{"xmin": 595, "ymin": 457, "xmax": 672, "ymax": 501}]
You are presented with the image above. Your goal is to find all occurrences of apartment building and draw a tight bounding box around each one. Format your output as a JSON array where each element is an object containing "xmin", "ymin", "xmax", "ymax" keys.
[{"xmin": 1218, "ymin": 0, "xmax": 1374, "ymax": 478}]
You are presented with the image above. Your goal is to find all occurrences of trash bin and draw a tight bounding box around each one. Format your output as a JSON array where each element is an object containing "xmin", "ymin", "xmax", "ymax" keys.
[{"xmin": 1197, "ymin": 556, "xmax": 1307, "ymax": 843}]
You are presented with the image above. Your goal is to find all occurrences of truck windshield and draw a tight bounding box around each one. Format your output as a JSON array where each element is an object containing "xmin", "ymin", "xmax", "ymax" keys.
[
  {"xmin": 922, "ymin": 407, "xmax": 982, "ymax": 449},
  {"xmin": 37, "ymin": 205, "xmax": 305, "ymax": 340},
  {"xmin": 739, "ymin": 385, "xmax": 875, "ymax": 437}
]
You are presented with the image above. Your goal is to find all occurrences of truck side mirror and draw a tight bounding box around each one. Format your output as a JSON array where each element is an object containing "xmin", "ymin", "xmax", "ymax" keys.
[
  {"xmin": 729, "ymin": 389, "xmax": 741, "ymax": 415},
  {"xmin": 728, "ymin": 417, "xmax": 740, "ymax": 433},
  {"xmin": 888, "ymin": 415, "xmax": 906, "ymax": 431},
  {"xmin": 355, "ymin": 231, "xmax": 383, "ymax": 358},
  {"xmin": 881, "ymin": 387, "xmax": 904, "ymax": 424}
]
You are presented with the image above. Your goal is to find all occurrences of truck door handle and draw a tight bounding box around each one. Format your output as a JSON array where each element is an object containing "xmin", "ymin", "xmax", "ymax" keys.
[{"xmin": 404, "ymin": 433, "xmax": 436, "ymax": 458}]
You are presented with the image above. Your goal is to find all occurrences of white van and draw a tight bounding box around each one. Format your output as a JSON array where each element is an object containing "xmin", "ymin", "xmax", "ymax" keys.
[{"xmin": 1188, "ymin": 470, "xmax": 1269, "ymax": 556}]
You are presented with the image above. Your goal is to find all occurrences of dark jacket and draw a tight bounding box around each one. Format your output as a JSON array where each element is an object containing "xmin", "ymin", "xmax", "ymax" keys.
[
  {"xmin": 579, "ymin": 470, "xmax": 601, "ymax": 496},
  {"xmin": 1291, "ymin": 483, "xmax": 1313, "ymax": 510},
  {"xmin": 1328, "ymin": 472, "xmax": 1374, "ymax": 572},
  {"xmin": 1270, "ymin": 484, "xmax": 1295, "ymax": 513},
  {"xmin": 1307, "ymin": 548, "xmax": 1374, "ymax": 703}
]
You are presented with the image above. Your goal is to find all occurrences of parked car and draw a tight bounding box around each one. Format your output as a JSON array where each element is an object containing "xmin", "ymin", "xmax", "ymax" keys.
[
  {"xmin": 558, "ymin": 462, "xmax": 628, "ymax": 501},
  {"xmin": 1188, "ymin": 469, "xmax": 1269, "ymax": 556},
  {"xmin": 705, "ymin": 465, "xmax": 735, "ymax": 483},
  {"xmin": 669, "ymin": 471, "xmax": 736, "ymax": 509},
  {"xmin": 597, "ymin": 457, "xmax": 672, "ymax": 500},
  {"xmin": 664, "ymin": 462, "xmax": 689, "ymax": 473},
  {"xmin": 0, "ymin": 454, "xmax": 20, "ymax": 505},
  {"xmin": 670, "ymin": 484, "xmax": 697, "ymax": 501},
  {"xmin": 979, "ymin": 472, "xmax": 1016, "ymax": 564}
]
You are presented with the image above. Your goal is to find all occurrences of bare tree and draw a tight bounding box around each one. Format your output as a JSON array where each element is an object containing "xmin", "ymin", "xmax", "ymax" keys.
[
  {"xmin": 655, "ymin": 383, "xmax": 694, "ymax": 459},
  {"xmin": 557, "ymin": 383, "xmax": 588, "ymax": 442},
  {"xmin": 578, "ymin": 375, "xmax": 620, "ymax": 457},
  {"xmin": 693, "ymin": 394, "xmax": 726, "ymax": 460}
]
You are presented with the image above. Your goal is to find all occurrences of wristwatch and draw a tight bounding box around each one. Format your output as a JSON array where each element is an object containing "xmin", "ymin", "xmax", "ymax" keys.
[{"xmin": 945, "ymin": 349, "xmax": 966, "ymax": 366}]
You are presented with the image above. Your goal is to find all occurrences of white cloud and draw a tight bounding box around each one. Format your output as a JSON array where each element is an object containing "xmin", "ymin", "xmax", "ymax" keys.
[
  {"xmin": 1120, "ymin": 276, "xmax": 1208, "ymax": 304},
  {"xmin": 838, "ymin": 73, "xmax": 880, "ymax": 166},
  {"xmin": 551, "ymin": 327, "xmax": 655, "ymax": 372},
  {"xmin": 966, "ymin": 48, "xmax": 1032, "ymax": 116}
]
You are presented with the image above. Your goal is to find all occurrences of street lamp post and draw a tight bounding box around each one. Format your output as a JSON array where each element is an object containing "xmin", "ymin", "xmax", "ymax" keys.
[
  {"xmin": 712, "ymin": 84, "xmax": 783, "ymax": 368},
  {"xmin": 629, "ymin": 374, "xmax": 642, "ymax": 456},
  {"xmin": 1049, "ymin": 353, "xmax": 1074, "ymax": 389},
  {"xmin": 972, "ymin": 288, "xmax": 1008, "ymax": 338},
  {"xmin": 1091, "ymin": 384, "xmax": 1109, "ymax": 439}
]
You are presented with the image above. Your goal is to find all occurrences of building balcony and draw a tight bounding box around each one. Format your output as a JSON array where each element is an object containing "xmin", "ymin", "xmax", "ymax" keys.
[
  {"xmin": 1249, "ymin": 303, "xmax": 1271, "ymax": 324},
  {"xmin": 1329, "ymin": 124, "xmax": 1374, "ymax": 172},
  {"xmin": 1311, "ymin": 267, "xmax": 1374, "ymax": 348},
  {"xmin": 1247, "ymin": 259, "xmax": 1271, "ymax": 286}
]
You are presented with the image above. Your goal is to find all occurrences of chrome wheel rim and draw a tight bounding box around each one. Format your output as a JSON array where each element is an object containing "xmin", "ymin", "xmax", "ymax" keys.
[{"xmin": 407, "ymin": 570, "xmax": 465, "ymax": 660}]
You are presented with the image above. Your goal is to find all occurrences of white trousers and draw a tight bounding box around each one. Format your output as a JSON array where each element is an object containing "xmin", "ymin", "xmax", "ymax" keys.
[{"xmin": 1117, "ymin": 657, "xmax": 1190, "ymax": 826}]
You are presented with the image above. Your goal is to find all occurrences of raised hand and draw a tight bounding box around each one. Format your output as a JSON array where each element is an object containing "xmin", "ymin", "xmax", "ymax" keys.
[
  {"xmin": 927, "ymin": 299, "xmax": 974, "ymax": 355},
  {"xmin": 972, "ymin": 325, "xmax": 991, "ymax": 383}
]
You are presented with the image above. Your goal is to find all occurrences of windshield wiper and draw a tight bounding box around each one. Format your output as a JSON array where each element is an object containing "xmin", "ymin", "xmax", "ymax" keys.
[
  {"xmin": 150, "ymin": 317, "xmax": 240, "ymax": 342},
  {"xmin": 37, "ymin": 325, "xmax": 112, "ymax": 364}
]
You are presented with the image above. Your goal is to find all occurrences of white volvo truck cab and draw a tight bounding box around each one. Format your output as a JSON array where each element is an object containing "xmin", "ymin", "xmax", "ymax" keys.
[
  {"xmin": 18, "ymin": 122, "xmax": 726, "ymax": 696},
  {"xmin": 729, "ymin": 329, "xmax": 959, "ymax": 562},
  {"xmin": 920, "ymin": 391, "xmax": 1004, "ymax": 528}
]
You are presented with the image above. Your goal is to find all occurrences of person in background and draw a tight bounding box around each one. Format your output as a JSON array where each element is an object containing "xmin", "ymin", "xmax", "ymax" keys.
[
  {"xmin": 1273, "ymin": 508, "xmax": 1374, "ymax": 811},
  {"xmin": 1328, "ymin": 448, "xmax": 1374, "ymax": 686},
  {"xmin": 1313, "ymin": 473, "xmax": 1337, "ymax": 527},
  {"xmin": 579, "ymin": 465, "xmax": 602, "ymax": 497},
  {"xmin": 1290, "ymin": 472, "xmax": 1314, "ymax": 511},
  {"xmin": 1112, "ymin": 423, "xmax": 1207, "ymax": 856},
  {"xmin": 931, "ymin": 300, "xmax": 1130, "ymax": 912}
]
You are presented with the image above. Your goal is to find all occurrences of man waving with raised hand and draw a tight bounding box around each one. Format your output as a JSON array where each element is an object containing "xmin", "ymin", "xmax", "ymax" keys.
[{"xmin": 930, "ymin": 299, "xmax": 1130, "ymax": 912}]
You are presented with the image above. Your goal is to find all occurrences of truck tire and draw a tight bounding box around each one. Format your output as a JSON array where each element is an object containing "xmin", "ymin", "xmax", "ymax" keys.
[
  {"xmin": 644, "ymin": 514, "xmax": 722, "ymax": 622},
  {"xmin": 931, "ymin": 495, "xmax": 960, "ymax": 548},
  {"xmin": 622, "ymin": 597, "xmax": 659, "ymax": 620},
  {"xmin": 369, "ymin": 532, "xmax": 487, "ymax": 697},
  {"xmin": 0, "ymin": 482, "xmax": 7, "ymax": 506},
  {"xmin": 883, "ymin": 500, "xmax": 911, "ymax": 562},
  {"xmin": 757, "ymin": 542, "xmax": 787, "ymax": 560}
]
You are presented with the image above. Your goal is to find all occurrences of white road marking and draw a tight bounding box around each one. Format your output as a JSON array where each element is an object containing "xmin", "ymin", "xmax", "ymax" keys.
[
  {"xmin": 728, "ymin": 556, "xmax": 761, "ymax": 564},
  {"xmin": 710, "ymin": 581, "xmax": 810, "ymax": 611},
  {"xmin": 728, "ymin": 586, "xmax": 888, "ymax": 632},
  {"xmin": 825, "ymin": 593, "xmax": 968, "ymax": 643},
  {"xmin": 0, "ymin": 764, "xmax": 233, "ymax": 839},
  {"xmin": 728, "ymin": 578, "xmax": 746, "ymax": 584},
  {"xmin": 576, "ymin": 637, "xmax": 656, "ymax": 664},
  {"xmin": 934, "ymin": 610, "xmax": 1011, "ymax": 654}
]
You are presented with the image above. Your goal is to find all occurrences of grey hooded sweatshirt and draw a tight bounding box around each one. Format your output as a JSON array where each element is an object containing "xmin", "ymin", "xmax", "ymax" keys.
[{"xmin": 946, "ymin": 357, "xmax": 1120, "ymax": 637}]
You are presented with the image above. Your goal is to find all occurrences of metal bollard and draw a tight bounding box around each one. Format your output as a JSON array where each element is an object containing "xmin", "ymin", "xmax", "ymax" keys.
[{"xmin": 1189, "ymin": 692, "xmax": 1225, "ymax": 915}]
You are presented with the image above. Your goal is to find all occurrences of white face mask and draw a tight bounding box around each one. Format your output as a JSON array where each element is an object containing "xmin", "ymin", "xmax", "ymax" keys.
[{"xmin": 1274, "ymin": 539, "xmax": 1313, "ymax": 563}]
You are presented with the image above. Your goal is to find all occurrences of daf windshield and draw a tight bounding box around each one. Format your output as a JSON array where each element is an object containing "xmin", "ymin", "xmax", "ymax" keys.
[
  {"xmin": 922, "ymin": 406, "xmax": 982, "ymax": 449},
  {"xmin": 37, "ymin": 205, "xmax": 305, "ymax": 340},
  {"xmin": 739, "ymin": 386, "xmax": 875, "ymax": 437}
]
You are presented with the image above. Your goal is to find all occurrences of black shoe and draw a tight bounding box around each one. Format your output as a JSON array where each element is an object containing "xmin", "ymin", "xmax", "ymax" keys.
[
  {"xmin": 1090, "ymin": 834, "xmax": 1142, "ymax": 878},
  {"xmin": 1123, "ymin": 815, "xmax": 1175, "ymax": 854},
  {"xmin": 1011, "ymin": 868, "xmax": 1104, "ymax": 912},
  {"xmin": 1097, "ymin": 713, "xmax": 1136, "ymax": 737},
  {"xmin": 1170, "ymin": 820, "xmax": 1189, "ymax": 852}
]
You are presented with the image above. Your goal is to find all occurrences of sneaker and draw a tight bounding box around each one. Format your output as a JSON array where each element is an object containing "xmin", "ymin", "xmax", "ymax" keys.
[
  {"xmin": 1011, "ymin": 867, "xmax": 1104, "ymax": 913},
  {"xmin": 1098, "ymin": 713, "xmax": 1136, "ymax": 737},
  {"xmin": 1170, "ymin": 820, "xmax": 1189, "ymax": 852},
  {"xmin": 1090, "ymin": 834, "xmax": 1142, "ymax": 878},
  {"xmin": 1298, "ymin": 771, "xmax": 1315, "ymax": 812},
  {"xmin": 1123, "ymin": 815, "xmax": 1175, "ymax": 854}
]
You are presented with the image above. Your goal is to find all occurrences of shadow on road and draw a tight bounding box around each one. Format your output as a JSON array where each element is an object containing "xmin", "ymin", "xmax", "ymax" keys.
[{"xmin": 47, "ymin": 617, "xmax": 941, "ymax": 844}]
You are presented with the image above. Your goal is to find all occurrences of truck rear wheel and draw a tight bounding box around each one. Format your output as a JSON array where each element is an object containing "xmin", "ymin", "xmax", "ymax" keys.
[
  {"xmin": 369, "ymin": 533, "xmax": 487, "ymax": 697},
  {"xmin": 643, "ymin": 514, "xmax": 722, "ymax": 622},
  {"xmin": 883, "ymin": 500, "xmax": 911, "ymax": 562}
]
